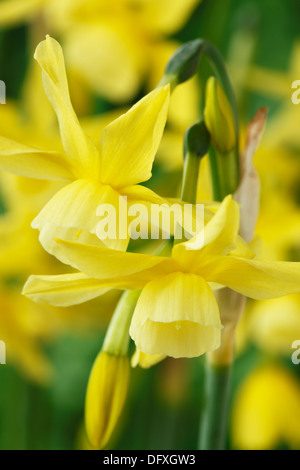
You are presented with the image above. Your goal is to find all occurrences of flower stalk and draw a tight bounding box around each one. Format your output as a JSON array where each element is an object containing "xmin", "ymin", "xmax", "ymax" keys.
[
  {"xmin": 181, "ymin": 121, "xmax": 210, "ymax": 204},
  {"xmin": 199, "ymin": 289, "xmax": 246, "ymax": 449},
  {"xmin": 199, "ymin": 361, "xmax": 232, "ymax": 450},
  {"xmin": 103, "ymin": 289, "xmax": 141, "ymax": 356}
]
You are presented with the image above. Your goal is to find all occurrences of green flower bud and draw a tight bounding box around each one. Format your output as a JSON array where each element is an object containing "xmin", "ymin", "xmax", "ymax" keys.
[
  {"xmin": 184, "ymin": 121, "xmax": 211, "ymax": 160},
  {"xmin": 159, "ymin": 39, "xmax": 204, "ymax": 89}
]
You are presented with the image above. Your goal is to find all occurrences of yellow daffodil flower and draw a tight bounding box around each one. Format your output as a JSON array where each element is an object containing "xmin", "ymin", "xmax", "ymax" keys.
[
  {"xmin": 0, "ymin": 36, "xmax": 170, "ymax": 254},
  {"xmin": 236, "ymin": 294, "xmax": 300, "ymax": 356},
  {"xmin": 232, "ymin": 365, "xmax": 300, "ymax": 450},
  {"xmin": 231, "ymin": 41, "xmax": 300, "ymax": 101},
  {"xmin": 23, "ymin": 195, "xmax": 300, "ymax": 358}
]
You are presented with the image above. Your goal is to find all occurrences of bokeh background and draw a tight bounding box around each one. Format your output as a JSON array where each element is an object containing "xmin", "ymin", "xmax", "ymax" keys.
[{"xmin": 0, "ymin": 0, "xmax": 300, "ymax": 450}]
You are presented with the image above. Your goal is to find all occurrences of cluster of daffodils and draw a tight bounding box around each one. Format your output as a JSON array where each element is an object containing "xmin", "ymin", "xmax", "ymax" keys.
[
  {"xmin": 2, "ymin": 34, "xmax": 300, "ymax": 450},
  {"xmin": 0, "ymin": 0, "xmax": 202, "ymax": 103}
]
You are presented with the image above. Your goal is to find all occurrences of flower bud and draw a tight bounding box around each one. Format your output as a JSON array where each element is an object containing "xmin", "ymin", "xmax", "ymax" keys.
[
  {"xmin": 85, "ymin": 351, "xmax": 130, "ymax": 449},
  {"xmin": 159, "ymin": 39, "xmax": 204, "ymax": 89},
  {"xmin": 183, "ymin": 121, "xmax": 211, "ymax": 160},
  {"xmin": 204, "ymin": 77, "xmax": 236, "ymax": 154}
]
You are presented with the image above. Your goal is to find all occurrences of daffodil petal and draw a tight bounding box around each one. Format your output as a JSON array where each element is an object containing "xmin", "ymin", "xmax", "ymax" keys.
[
  {"xmin": 34, "ymin": 36, "xmax": 99, "ymax": 176},
  {"xmin": 99, "ymin": 86, "xmax": 170, "ymax": 187},
  {"xmin": 130, "ymin": 272, "xmax": 222, "ymax": 358},
  {"xmin": 0, "ymin": 136, "xmax": 73, "ymax": 180},
  {"xmin": 38, "ymin": 223, "xmax": 105, "ymax": 261},
  {"xmin": 51, "ymin": 239, "xmax": 176, "ymax": 282},
  {"xmin": 131, "ymin": 349, "xmax": 166, "ymax": 369},
  {"xmin": 124, "ymin": 184, "xmax": 165, "ymax": 205},
  {"xmin": 172, "ymin": 195, "xmax": 240, "ymax": 270},
  {"xmin": 23, "ymin": 273, "xmax": 111, "ymax": 307},
  {"xmin": 125, "ymin": 187, "xmax": 208, "ymax": 240},
  {"xmin": 207, "ymin": 256, "xmax": 300, "ymax": 300}
]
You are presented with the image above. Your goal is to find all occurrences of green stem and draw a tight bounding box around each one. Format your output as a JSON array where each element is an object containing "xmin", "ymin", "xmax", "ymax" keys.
[
  {"xmin": 171, "ymin": 150, "xmax": 202, "ymax": 246},
  {"xmin": 103, "ymin": 289, "xmax": 141, "ymax": 356},
  {"xmin": 208, "ymin": 146, "xmax": 222, "ymax": 201},
  {"xmin": 180, "ymin": 151, "xmax": 201, "ymax": 204},
  {"xmin": 153, "ymin": 238, "xmax": 173, "ymax": 257},
  {"xmin": 199, "ymin": 360, "xmax": 232, "ymax": 450}
]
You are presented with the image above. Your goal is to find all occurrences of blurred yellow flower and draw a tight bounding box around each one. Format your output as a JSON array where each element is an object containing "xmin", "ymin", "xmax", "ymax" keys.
[
  {"xmin": 236, "ymin": 41, "xmax": 300, "ymax": 101},
  {"xmin": 0, "ymin": 286, "xmax": 55, "ymax": 383},
  {"xmin": 0, "ymin": 0, "xmax": 201, "ymax": 102},
  {"xmin": 232, "ymin": 365, "xmax": 300, "ymax": 450},
  {"xmin": 0, "ymin": 0, "xmax": 47, "ymax": 26},
  {"xmin": 255, "ymin": 194, "xmax": 300, "ymax": 261},
  {"xmin": 237, "ymin": 294, "xmax": 300, "ymax": 357}
]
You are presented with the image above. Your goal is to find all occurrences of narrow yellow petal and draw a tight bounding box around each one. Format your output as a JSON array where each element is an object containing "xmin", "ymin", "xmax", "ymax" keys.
[
  {"xmin": 34, "ymin": 36, "xmax": 100, "ymax": 176},
  {"xmin": 23, "ymin": 273, "xmax": 111, "ymax": 307},
  {"xmin": 0, "ymin": 136, "xmax": 73, "ymax": 180},
  {"xmin": 207, "ymin": 256, "xmax": 300, "ymax": 300},
  {"xmin": 51, "ymin": 238, "xmax": 176, "ymax": 282},
  {"xmin": 172, "ymin": 195, "xmax": 240, "ymax": 270},
  {"xmin": 99, "ymin": 86, "xmax": 170, "ymax": 188},
  {"xmin": 131, "ymin": 348, "xmax": 166, "ymax": 369}
]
